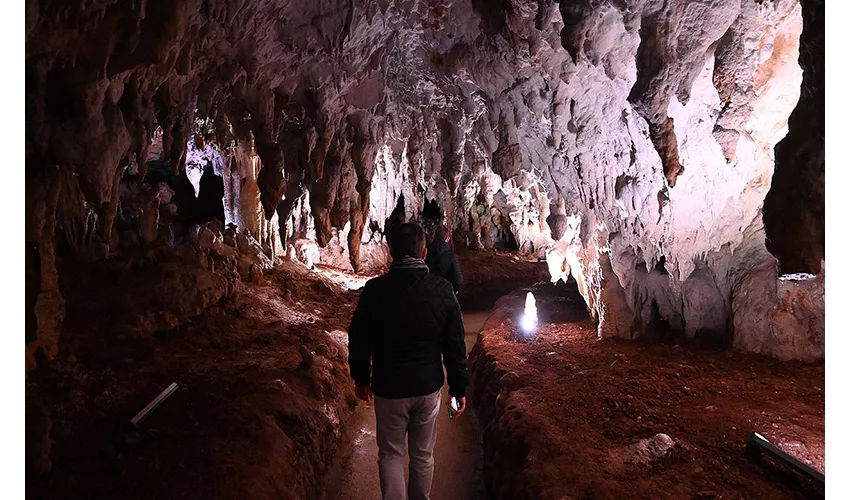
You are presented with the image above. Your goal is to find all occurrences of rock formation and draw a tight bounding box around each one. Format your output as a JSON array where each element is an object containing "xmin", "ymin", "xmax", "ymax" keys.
[{"xmin": 26, "ymin": 0, "xmax": 824, "ymax": 363}]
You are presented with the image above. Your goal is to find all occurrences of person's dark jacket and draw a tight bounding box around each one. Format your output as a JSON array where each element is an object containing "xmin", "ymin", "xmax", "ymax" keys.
[
  {"xmin": 425, "ymin": 240, "xmax": 463, "ymax": 292},
  {"xmin": 348, "ymin": 260, "xmax": 468, "ymax": 399}
]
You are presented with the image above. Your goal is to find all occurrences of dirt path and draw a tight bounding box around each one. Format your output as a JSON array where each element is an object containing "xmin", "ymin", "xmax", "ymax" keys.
[
  {"xmin": 320, "ymin": 311, "xmax": 491, "ymax": 500},
  {"xmin": 319, "ymin": 249, "xmax": 549, "ymax": 500}
]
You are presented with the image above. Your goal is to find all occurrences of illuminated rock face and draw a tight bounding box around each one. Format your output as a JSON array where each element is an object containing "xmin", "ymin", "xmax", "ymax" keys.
[
  {"xmin": 537, "ymin": 0, "xmax": 824, "ymax": 362},
  {"xmin": 26, "ymin": 0, "xmax": 822, "ymax": 362}
]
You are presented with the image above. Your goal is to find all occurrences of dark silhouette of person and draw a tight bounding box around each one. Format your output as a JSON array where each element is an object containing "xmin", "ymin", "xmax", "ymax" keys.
[
  {"xmin": 197, "ymin": 162, "xmax": 225, "ymax": 224},
  {"xmin": 348, "ymin": 222, "xmax": 468, "ymax": 500},
  {"xmin": 425, "ymin": 225, "xmax": 463, "ymax": 293}
]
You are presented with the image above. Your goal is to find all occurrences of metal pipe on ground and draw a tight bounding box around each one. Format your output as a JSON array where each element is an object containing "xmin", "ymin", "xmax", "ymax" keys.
[
  {"xmin": 746, "ymin": 432, "xmax": 824, "ymax": 486},
  {"xmin": 124, "ymin": 381, "xmax": 183, "ymax": 443}
]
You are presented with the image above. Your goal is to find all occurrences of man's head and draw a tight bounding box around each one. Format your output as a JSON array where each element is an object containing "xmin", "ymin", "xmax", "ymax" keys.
[
  {"xmin": 389, "ymin": 222, "xmax": 427, "ymax": 261},
  {"xmin": 435, "ymin": 225, "xmax": 450, "ymax": 243}
]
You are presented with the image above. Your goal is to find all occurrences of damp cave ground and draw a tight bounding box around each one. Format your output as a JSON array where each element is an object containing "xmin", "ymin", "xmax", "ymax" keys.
[{"xmin": 25, "ymin": 250, "xmax": 824, "ymax": 500}]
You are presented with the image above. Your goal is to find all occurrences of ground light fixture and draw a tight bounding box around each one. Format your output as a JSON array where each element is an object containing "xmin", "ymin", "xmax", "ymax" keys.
[{"xmin": 520, "ymin": 291, "xmax": 538, "ymax": 336}]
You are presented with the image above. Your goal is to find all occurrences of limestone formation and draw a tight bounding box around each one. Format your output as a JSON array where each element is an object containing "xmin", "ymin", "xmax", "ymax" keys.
[
  {"xmin": 26, "ymin": 0, "xmax": 824, "ymax": 362},
  {"xmin": 627, "ymin": 433, "xmax": 676, "ymax": 466}
]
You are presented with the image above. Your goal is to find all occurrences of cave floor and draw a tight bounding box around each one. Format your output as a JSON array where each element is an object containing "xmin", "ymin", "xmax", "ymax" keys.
[
  {"xmin": 25, "ymin": 248, "xmax": 551, "ymax": 500},
  {"xmin": 26, "ymin": 260, "xmax": 366, "ymax": 500},
  {"xmin": 319, "ymin": 248, "xmax": 552, "ymax": 500},
  {"xmin": 472, "ymin": 283, "xmax": 825, "ymax": 500},
  {"xmin": 25, "ymin": 249, "xmax": 825, "ymax": 500},
  {"xmin": 319, "ymin": 311, "xmax": 488, "ymax": 500}
]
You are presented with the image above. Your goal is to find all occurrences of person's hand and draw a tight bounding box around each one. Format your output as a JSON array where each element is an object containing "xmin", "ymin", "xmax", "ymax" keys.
[
  {"xmin": 355, "ymin": 385, "xmax": 373, "ymax": 402},
  {"xmin": 452, "ymin": 396, "xmax": 467, "ymax": 419}
]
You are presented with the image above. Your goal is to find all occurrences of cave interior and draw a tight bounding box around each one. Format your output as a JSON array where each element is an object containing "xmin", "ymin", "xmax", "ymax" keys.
[{"xmin": 24, "ymin": 0, "xmax": 825, "ymax": 499}]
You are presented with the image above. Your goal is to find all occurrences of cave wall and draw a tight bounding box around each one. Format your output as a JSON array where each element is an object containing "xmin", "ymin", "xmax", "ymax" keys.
[
  {"xmin": 26, "ymin": 0, "xmax": 823, "ymax": 363},
  {"xmin": 543, "ymin": 0, "xmax": 821, "ymax": 355}
]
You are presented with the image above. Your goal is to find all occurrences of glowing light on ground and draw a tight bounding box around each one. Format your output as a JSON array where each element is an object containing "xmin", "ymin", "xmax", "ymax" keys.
[{"xmin": 521, "ymin": 292, "xmax": 538, "ymax": 334}]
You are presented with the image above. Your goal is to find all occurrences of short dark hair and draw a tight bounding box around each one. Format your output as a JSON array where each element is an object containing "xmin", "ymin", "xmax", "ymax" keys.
[
  {"xmin": 389, "ymin": 222, "xmax": 426, "ymax": 260},
  {"xmin": 435, "ymin": 225, "xmax": 450, "ymax": 242}
]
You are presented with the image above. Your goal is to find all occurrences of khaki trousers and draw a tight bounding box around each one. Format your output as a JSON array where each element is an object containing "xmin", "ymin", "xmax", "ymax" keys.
[{"xmin": 374, "ymin": 390, "xmax": 442, "ymax": 500}]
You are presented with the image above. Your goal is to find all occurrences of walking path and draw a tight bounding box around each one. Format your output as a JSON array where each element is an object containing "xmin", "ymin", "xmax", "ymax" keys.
[{"xmin": 319, "ymin": 311, "xmax": 491, "ymax": 500}]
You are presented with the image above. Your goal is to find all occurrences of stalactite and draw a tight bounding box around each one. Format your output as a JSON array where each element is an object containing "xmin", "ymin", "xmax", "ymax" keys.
[{"xmin": 25, "ymin": 0, "xmax": 823, "ymax": 361}]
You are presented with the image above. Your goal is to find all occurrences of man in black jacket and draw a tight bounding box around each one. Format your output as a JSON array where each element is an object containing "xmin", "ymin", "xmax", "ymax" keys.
[
  {"xmin": 425, "ymin": 225, "xmax": 463, "ymax": 293},
  {"xmin": 348, "ymin": 222, "xmax": 468, "ymax": 500}
]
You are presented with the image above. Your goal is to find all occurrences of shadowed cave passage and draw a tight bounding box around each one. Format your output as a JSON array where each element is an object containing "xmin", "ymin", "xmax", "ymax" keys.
[
  {"xmin": 196, "ymin": 164, "xmax": 226, "ymax": 225},
  {"xmin": 422, "ymin": 198, "xmax": 443, "ymax": 223},
  {"xmin": 25, "ymin": 0, "xmax": 824, "ymax": 499},
  {"xmin": 763, "ymin": 0, "xmax": 824, "ymax": 276}
]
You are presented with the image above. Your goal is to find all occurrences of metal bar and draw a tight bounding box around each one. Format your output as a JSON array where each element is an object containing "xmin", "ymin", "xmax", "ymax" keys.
[
  {"xmin": 747, "ymin": 432, "xmax": 825, "ymax": 485},
  {"xmin": 129, "ymin": 381, "xmax": 181, "ymax": 428}
]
